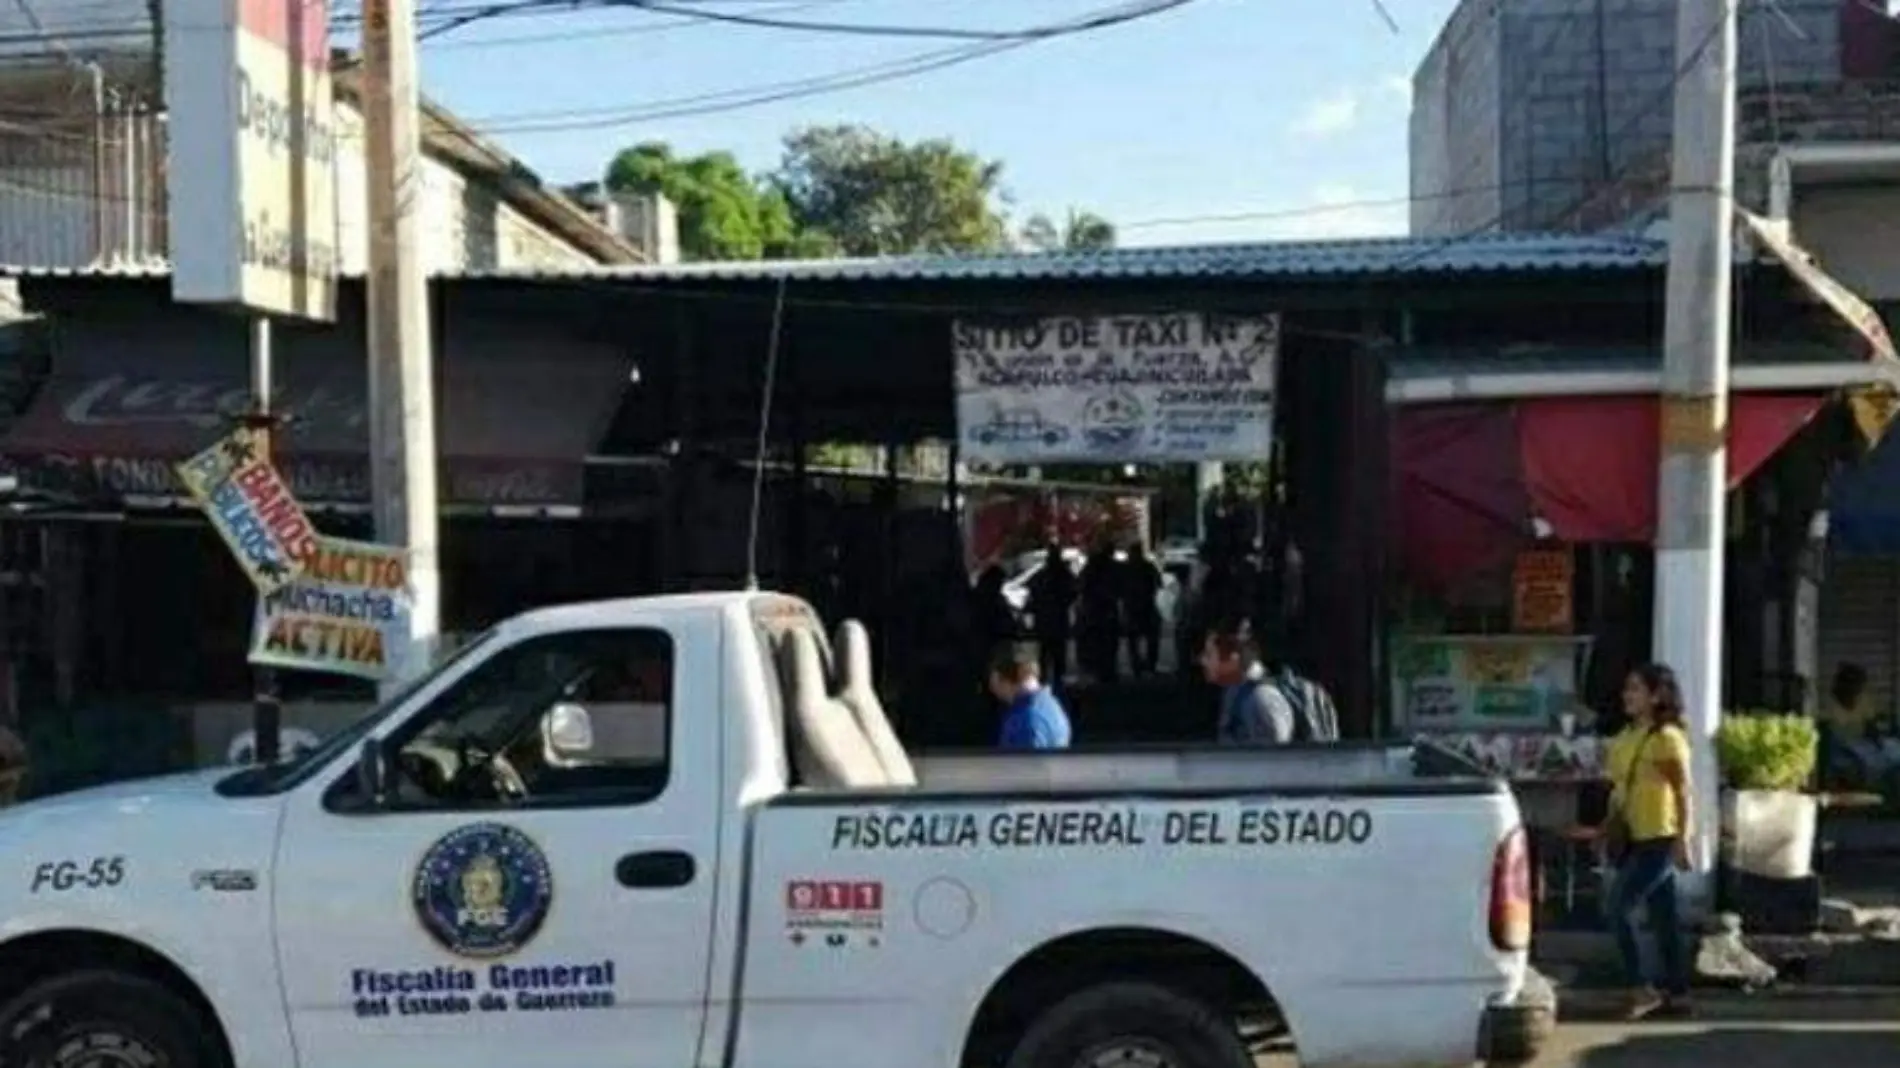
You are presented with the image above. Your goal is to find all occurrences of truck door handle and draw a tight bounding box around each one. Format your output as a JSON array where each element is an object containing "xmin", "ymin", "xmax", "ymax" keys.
[{"xmin": 616, "ymin": 851, "xmax": 695, "ymax": 888}]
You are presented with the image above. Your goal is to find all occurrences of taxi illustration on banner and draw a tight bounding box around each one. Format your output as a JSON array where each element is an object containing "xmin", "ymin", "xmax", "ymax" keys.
[{"xmin": 411, "ymin": 823, "xmax": 554, "ymax": 959}]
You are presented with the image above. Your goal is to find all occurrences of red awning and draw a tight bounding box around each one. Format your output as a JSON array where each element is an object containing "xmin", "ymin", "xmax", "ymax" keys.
[
  {"xmin": 1392, "ymin": 393, "xmax": 1827, "ymax": 586},
  {"xmin": 1392, "ymin": 404, "xmax": 1531, "ymax": 591},
  {"xmin": 1517, "ymin": 393, "xmax": 1825, "ymax": 542},
  {"xmin": 0, "ymin": 313, "xmax": 628, "ymax": 508}
]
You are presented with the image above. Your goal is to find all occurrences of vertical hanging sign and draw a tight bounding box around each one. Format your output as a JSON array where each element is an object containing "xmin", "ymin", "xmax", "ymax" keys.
[
  {"xmin": 176, "ymin": 426, "xmax": 319, "ymax": 592},
  {"xmin": 164, "ymin": 0, "xmax": 339, "ymax": 321}
]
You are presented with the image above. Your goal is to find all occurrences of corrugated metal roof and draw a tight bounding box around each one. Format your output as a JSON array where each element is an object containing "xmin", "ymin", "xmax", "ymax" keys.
[
  {"xmin": 0, "ymin": 232, "xmax": 1669, "ymax": 286},
  {"xmin": 456, "ymin": 232, "xmax": 1669, "ymax": 282}
]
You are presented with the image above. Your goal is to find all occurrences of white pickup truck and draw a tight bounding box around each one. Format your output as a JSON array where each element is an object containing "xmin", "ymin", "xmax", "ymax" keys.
[{"xmin": 0, "ymin": 592, "xmax": 1552, "ymax": 1068}]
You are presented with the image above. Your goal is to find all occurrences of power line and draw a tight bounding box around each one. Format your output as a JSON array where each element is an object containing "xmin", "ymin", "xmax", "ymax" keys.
[
  {"xmin": 424, "ymin": 0, "xmax": 847, "ymax": 50},
  {"xmin": 597, "ymin": 0, "xmax": 1195, "ymax": 40},
  {"xmin": 463, "ymin": 0, "xmax": 1198, "ymax": 133}
]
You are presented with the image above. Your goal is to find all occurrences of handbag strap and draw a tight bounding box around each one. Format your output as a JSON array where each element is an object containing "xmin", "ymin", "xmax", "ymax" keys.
[{"xmin": 1616, "ymin": 728, "xmax": 1655, "ymax": 808}]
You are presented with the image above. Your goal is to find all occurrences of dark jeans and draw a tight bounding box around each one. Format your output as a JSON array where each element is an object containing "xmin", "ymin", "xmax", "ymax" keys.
[{"xmin": 1607, "ymin": 838, "xmax": 1689, "ymax": 995}]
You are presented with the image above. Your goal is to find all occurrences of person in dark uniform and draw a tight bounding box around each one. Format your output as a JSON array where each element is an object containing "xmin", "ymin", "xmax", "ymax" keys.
[
  {"xmin": 1118, "ymin": 543, "xmax": 1163, "ymax": 676},
  {"xmin": 1025, "ymin": 544, "xmax": 1076, "ymax": 687},
  {"xmin": 1078, "ymin": 541, "xmax": 1122, "ymax": 684}
]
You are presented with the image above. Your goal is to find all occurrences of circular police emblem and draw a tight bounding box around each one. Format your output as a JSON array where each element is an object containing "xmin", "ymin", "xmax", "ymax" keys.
[{"xmin": 412, "ymin": 823, "xmax": 553, "ymax": 959}]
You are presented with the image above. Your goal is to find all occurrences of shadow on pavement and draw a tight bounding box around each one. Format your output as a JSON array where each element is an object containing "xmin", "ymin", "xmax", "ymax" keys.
[{"xmin": 1576, "ymin": 1027, "xmax": 1900, "ymax": 1066}]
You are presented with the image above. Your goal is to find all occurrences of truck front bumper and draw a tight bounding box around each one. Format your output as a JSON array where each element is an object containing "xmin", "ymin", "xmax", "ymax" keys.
[{"xmin": 1475, "ymin": 971, "xmax": 1557, "ymax": 1065}]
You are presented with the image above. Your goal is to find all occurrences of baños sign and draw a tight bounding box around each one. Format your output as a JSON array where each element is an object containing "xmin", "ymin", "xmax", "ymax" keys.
[{"xmin": 952, "ymin": 313, "xmax": 1280, "ymax": 464}]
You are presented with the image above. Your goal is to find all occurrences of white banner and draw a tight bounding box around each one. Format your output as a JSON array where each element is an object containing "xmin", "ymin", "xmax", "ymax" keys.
[
  {"xmin": 250, "ymin": 537, "xmax": 414, "ymax": 680},
  {"xmin": 953, "ymin": 313, "xmax": 1279, "ymax": 463}
]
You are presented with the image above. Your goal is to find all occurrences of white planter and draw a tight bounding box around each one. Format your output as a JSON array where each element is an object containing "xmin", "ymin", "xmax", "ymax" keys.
[{"xmin": 1719, "ymin": 788, "xmax": 1818, "ymax": 880}]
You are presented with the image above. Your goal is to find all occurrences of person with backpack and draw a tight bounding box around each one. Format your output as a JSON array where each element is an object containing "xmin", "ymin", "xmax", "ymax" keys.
[{"xmin": 1201, "ymin": 621, "xmax": 1340, "ymax": 745}]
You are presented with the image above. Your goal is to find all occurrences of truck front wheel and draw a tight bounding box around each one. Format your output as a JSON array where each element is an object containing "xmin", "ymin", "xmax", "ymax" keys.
[
  {"xmin": 1003, "ymin": 981, "xmax": 1253, "ymax": 1068},
  {"xmin": 0, "ymin": 970, "xmax": 221, "ymax": 1068}
]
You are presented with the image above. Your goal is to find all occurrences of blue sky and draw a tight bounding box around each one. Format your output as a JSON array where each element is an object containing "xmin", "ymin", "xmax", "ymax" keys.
[{"xmin": 417, "ymin": 0, "xmax": 1462, "ymax": 247}]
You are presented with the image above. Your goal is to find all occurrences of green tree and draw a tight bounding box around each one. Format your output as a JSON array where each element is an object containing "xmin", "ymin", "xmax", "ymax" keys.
[
  {"xmin": 1019, "ymin": 208, "xmax": 1117, "ymax": 253},
  {"xmin": 772, "ymin": 125, "xmax": 1011, "ymax": 256},
  {"xmin": 604, "ymin": 142, "xmax": 834, "ymax": 261}
]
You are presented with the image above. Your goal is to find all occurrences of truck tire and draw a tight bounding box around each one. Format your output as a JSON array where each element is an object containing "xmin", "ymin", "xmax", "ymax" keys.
[
  {"xmin": 1003, "ymin": 981, "xmax": 1253, "ymax": 1068},
  {"xmin": 0, "ymin": 970, "xmax": 222, "ymax": 1068}
]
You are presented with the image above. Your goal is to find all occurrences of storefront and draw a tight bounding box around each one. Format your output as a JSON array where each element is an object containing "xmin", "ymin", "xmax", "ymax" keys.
[
  {"xmin": 0, "ymin": 276, "xmax": 649, "ymax": 785},
  {"xmin": 1388, "ymin": 366, "xmax": 1879, "ymax": 756},
  {"xmin": 1819, "ymin": 422, "xmax": 1900, "ymax": 720},
  {"xmin": 4, "ymin": 232, "xmax": 1883, "ymax": 793}
]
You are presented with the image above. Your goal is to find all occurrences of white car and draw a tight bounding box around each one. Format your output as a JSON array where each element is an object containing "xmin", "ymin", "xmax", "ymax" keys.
[{"xmin": 0, "ymin": 592, "xmax": 1551, "ymax": 1068}]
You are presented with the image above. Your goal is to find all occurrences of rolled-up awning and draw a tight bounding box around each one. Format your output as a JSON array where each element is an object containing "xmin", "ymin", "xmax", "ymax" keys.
[
  {"xmin": 1517, "ymin": 393, "xmax": 1825, "ymax": 543},
  {"xmin": 0, "ymin": 312, "xmax": 628, "ymax": 509}
]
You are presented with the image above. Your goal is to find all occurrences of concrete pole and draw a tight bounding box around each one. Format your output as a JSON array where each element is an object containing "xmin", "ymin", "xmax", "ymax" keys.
[
  {"xmin": 1194, "ymin": 462, "xmax": 1223, "ymax": 547},
  {"xmin": 250, "ymin": 316, "xmax": 281, "ymax": 764},
  {"xmin": 362, "ymin": 0, "xmax": 442, "ymax": 690},
  {"xmin": 1655, "ymin": 0, "xmax": 1737, "ymax": 896}
]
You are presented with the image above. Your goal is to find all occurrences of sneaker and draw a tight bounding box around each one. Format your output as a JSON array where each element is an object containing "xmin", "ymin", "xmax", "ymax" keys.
[{"xmin": 1622, "ymin": 988, "xmax": 1665, "ymax": 1021}]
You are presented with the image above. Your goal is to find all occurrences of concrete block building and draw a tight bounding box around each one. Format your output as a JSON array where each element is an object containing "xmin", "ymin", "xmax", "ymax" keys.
[{"xmin": 1408, "ymin": 0, "xmax": 1880, "ymax": 236}]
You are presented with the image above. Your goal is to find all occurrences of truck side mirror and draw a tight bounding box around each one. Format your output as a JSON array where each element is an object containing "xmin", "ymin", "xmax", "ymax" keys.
[
  {"xmin": 543, "ymin": 702, "xmax": 596, "ymax": 764},
  {"xmin": 355, "ymin": 736, "xmax": 389, "ymax": 807}
]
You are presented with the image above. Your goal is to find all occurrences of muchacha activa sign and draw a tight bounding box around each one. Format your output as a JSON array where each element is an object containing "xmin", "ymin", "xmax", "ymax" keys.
[{"xmin": 164, "ymin": 0, "xmax": 339, "ymax": 322}]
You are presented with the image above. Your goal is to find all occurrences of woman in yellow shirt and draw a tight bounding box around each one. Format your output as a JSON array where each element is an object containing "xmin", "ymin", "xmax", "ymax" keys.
[{"xmin": 1603, "ymin": 663, "xmax": 1695, "ymax": 1020}]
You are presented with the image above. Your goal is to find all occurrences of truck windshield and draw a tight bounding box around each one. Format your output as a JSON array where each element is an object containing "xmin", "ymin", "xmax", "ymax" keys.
[{"xmin": 215, "ymin": 628, "xmax": 500, "ymax": 798}]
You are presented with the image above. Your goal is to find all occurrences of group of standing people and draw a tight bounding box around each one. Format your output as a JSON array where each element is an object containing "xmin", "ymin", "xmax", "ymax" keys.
[{"xmin": 972, "ymin": 541, "xmax": 1167, "ymax": 686}]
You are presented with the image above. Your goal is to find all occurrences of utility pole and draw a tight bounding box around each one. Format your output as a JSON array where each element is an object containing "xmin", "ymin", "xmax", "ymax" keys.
[
  {"xmin": 362, "ymin": 0, "xmax": 442, "ymax": 688},
  {"xmin": 249, "ymin": 317, "xmax": 281, "ymax": 763},
  {"xmin": 1655, "ymin": 0, "xmax": 1737, "ymax": 896},
  {"xmin": 1194, "ymin": 462, "xmax": 1222, "ymax": 547}
]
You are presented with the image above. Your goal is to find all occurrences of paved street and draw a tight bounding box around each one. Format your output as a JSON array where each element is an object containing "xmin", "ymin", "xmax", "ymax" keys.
[
  {"xmin": 1518, "ymin": 1020, "xmax": 1900, "ymax": 1066},
  {"xmin": 1259, "ymin": 1022, "xmax": 1900, "ymax": 1066},
  {"xmin": 1254, "ymin": 992, "xmax": 1900, "ymax": 1066}
]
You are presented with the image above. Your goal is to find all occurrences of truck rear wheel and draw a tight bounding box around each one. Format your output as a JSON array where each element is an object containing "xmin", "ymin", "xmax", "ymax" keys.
[
  {"xmin": 0, "ymin": 970, "xmax": 220, "ymax": 1068},
  {"xmin": 1003, "ymin": 981, "xmax": 1253, "ymax": 1068}
]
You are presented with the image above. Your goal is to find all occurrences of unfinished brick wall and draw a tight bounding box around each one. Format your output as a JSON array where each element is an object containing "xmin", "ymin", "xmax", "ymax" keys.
[
  {"xmin": 1548, "ymin": 81, "xmax": 1900, "ymax": 233},
  {"xmin": 1410, "ymin": 0, "xmax": 1870, "ymax": 236}
]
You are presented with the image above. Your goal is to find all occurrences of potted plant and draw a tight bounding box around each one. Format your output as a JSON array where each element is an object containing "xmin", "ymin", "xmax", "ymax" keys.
[{"xmin": 1715, "ymin": 711, "xmax": 1820, "ymax": 880}]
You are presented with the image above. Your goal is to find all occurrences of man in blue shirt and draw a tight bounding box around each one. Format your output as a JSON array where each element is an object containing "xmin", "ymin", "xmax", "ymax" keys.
[{"xmin": 989, "ymin": 642, "xmax": 1073, "ymax": 750}]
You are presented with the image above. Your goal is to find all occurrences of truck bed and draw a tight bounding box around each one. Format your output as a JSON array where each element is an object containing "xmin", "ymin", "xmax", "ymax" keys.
[{"xmin": 739, "ymin": 768, "xmax": 1525, "ymax": 1068}]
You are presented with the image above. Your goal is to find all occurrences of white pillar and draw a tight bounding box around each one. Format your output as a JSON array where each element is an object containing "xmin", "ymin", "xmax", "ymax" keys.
[
  {"xmin": 1655, "ymin": 0, "xmax": 1738, "ymax": 900},
  {"xmin": 363, "ymin": 0, "xmax": 442, "ymax": 691}
]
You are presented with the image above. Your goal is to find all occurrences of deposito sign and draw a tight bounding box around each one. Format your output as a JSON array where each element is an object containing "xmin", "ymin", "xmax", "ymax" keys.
[
  {"xmin": 250, "ymin": 537, "xmax": 414, "ymax": 680},
  {"xmin": 163, "ymin": 0, "xmax": 339, "ymax": 321},
  {"xmin": 176, "ymin": 426, "xmax": 319, "ymax": 593}
]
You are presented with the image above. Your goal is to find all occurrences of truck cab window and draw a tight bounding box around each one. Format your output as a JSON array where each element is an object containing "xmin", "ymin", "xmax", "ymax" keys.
[{"xmin": 331, "ymin": 627, "xmax": 674, "ymax": 812}]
